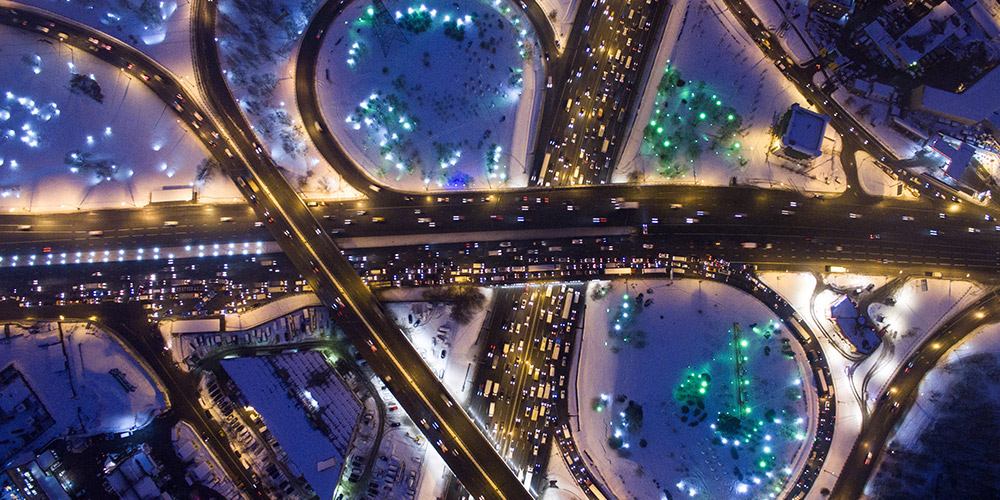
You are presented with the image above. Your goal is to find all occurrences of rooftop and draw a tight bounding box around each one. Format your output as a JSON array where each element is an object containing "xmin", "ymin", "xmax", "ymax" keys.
[{"xmin": 780, "ymin": 104, "xmax": 829, "ymax": 158}]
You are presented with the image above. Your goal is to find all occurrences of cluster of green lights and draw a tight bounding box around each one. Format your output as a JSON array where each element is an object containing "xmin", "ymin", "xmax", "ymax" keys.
[
  {"xmin": 346, "ymin": 93, "xmax": 419, "ymax": 178},
  {"xmin": 641, "ymin": 65, "xmax": 746, "ymax": 178}
]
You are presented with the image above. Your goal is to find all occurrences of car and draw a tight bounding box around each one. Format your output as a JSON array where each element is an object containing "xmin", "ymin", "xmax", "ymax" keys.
[
  {"xmin": 902, "ymin": 215, "xmax": 914, "ymax": 221},
  {"xmin": 865, "ymin": 451, "xmax": 873, "ymax": 465}
]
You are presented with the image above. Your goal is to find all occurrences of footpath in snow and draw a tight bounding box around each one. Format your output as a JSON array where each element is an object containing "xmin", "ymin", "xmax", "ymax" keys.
[{"xmin": 575, "ymin": 279, "xmax": 810, "ymax": 500}]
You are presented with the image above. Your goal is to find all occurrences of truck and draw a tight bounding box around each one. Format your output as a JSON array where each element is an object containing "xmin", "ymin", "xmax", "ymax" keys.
[
  {"xmin": 825, "ymin": 265, "xmax": 847, "ymax": 273},
  {"xmin": 601, "ymin": 138, "xmax": 610, "ymax": 153},
  {"xmin": 484, "ymin": 380, "xmax": 493, "ymax": 397},
  {"xmin": 616, "ymin": 201, "xmax": 639, "ymax": 209},
  {"xmin": 740, "ymin": 242, "xmax": 758, "ymax": 249},
  {"xmin": 150, "ymin": 186, "xmax": 194, "ymax": 204},
  {"xmin": 488, "ymin": 402, "xmax": 496, "ymax": 418}
]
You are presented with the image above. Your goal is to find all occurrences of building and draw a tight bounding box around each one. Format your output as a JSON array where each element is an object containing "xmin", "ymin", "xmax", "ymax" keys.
[
  {"xmin": 911, "ymin": 63, "xmax": 1000, "ymax": 125},
  {"xmin": 104, "ymin": 448, "xmax": 166, "ymax": 500},
  {"xmin": 865, "ymin": 2, "xmax": 966, "ymax": 69},
  {"xmin": 930, "ymin": 134, "xmax": 977, "ymax": 181},
  {"xmin": 830, "ymin": 295, "xmax": 881, "ymax": 355},
  {"xmin": 809, "ymin": 0, "xmax": 854, "ymax": 21},
  {"xmin": 776, "ymin": 104, "xmax": 829, "ymax": 160}
]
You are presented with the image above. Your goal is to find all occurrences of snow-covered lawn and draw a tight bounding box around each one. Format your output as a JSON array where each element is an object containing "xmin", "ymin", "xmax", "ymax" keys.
[
  {"xmin": 18, "ymin": 0, "xmax": 198, "ymax": 85},
  {"xmin": 856, "ymin": 150, "xmax": 918, "ymax": 199},
  {"xmin": 318, "ymin": 0, "xmax": 541, "ymax": 190},
  {"xmin": 865, "ymin": 322, "xmax": 1000, "ymax": 498},
  {"xmin": 0, "ymin": 320, "xmax": 166, "ymax": 465},
  {"xmin": 0, "ymin": 26, "xmax": 239, "ymax": 212},
  {"xmin": 576, "ymin": 279, "xmax": 810, "ymax": 500},
  {"xmin": 616, "ymin": 0, "xmax": 845, "ymax": 194},
  {"xmin": 216, "ymin": 0, "xmax": 359, "ymax": 199}
]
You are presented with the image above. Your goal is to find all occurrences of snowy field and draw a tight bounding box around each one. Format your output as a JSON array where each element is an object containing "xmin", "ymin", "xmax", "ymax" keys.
[
  {"xmin": 18, "ymin": 0, "xmax": 198, "ymax": 85},
  {"xmin": 0, "ymin": 321, "xmax": 166, "ymax": 465},
  {"xmin": 576, "ymin": 279, "xmax": 810, "ymax": 500},
  {"xmin": 0, "ymin": 26, "xmax": 240, "ymax": 212},
  {"xmin": 216, "ymin": 0, "xmax": 359, "ymax": 199},
  {"xmin": 865, "ymin": 322, "xmax": 1000, "ymax": 498},
  {"xmin": 616, "ymin": 0, "xmax": 845, "ymax": 194},
  {"xmin": 318, "ymin": 0, "xmax": 542, "ymax": 190}
]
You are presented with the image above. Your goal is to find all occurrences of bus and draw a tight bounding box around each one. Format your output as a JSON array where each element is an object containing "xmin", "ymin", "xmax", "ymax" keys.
[{"xmin": 814, "ymin": 369, "xmax": 829, "ymax": 398}]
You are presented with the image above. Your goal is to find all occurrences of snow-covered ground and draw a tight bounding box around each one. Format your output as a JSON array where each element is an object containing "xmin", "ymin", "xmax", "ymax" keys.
[
  {"xmin": 759, "ymin": 272, "xmax": 989, "ymax": 499},
  {"xmin": 859, "ymin": 278, "xmax": 985, "ymax": 410},
  {"xmin": 575, "ymin": 279, "xmax": 810, "ymax": 500},
  {"xmin": 0, "ymin": 26, "xmax": 240, "ymax": 213},
  {"xmin": 616, "ymin": 0, "xmax": 845, "ymax": 194},
  {"xmin": 856, "ymin": 150, "xmax": 918, "ymax": 199},
  {"xmin": 215, "ymin": 0, "xmax": 359, "ymax": 199},
  {"xmin": 0, "ymin": 320, "xmax": 166, "ymax": 466},
  {"xmin": 534, "ymin": 0, "xmax": 579, "ymax": 49},
  {"xmin": 318, "ymin": 0, "xmax": 541, "ymax": 190},
  {"xmin": 864, "ymin": 321, "xmax": 1000, "ymax": 498},
  {"xmin": 386, "ymin": 287, "xmax": 493, "ymax": 405},
  {"xmin": 18, "ymin": 0, "xmax": 198, "ymax": 87},
  {"xmin": 832, "ymin": 88, "xmax": 923, "ymax": 160}
]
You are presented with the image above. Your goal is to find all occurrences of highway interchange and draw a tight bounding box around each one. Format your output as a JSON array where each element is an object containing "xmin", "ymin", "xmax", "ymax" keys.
[{"xmin": 2, "ymin": 0, "xmax": 1000, "ymax": 498}]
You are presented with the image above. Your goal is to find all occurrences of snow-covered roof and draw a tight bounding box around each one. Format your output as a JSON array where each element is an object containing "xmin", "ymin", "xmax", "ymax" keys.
[
  {"xmin": 830, "ymin": 295, "xmax": 881, "ymax": 354},
  {"xmin": 916, "ymin": 65, "xmax": 1000, "ymax": 123},
  {"xmin": 892, "ymin": 2, "xmax": 963, "ymax": 66},
  {"xmin": 780, "ymin": 104, "xmax": 829, "ymax": 158},
  {"xmin": 224, "ymin": 294, "xmax": 323, "ymax": 331},
  {"xmin": 160, "ymin": 318, "xmax": 221, "ymax": 335},
  {"xmin": 221, "ymin": 352, "xmax": 361, "ymax": 500}
]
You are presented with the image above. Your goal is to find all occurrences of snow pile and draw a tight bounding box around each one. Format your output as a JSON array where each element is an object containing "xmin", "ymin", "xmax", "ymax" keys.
[
  {"xmin": 0, "ymin": 321, "xmax": 166, "ymax": 465},
  {"xmin": 576, "ymin": 279, "xmax": 809, "ymax": 500},
  {"xmin": 216, "ymin": 0, "xmax": 359, "ymax": 199},
  {"xmin": 0, "ymin": 27, "xmax": 237, "ymax": 212},
  {"xmin": 318, "ymin": 0, "xmax": 541, "ymax": 190},
  {"xmin": 616, "ymin": 0, "xmax": 845, "ymax": 194}
]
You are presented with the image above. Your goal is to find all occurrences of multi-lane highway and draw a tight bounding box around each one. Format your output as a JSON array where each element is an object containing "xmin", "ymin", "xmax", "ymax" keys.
[
  {"xmin": 4, "ymin": 0, "xmax": 1000, "ymax": 498},
  {"xmin": 469, "ymin": 284, "xmax": 583, "ymax": 492},
  {"xmin": 531, "ymin": 0, "xmax": 666, "ymax": 186}
]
